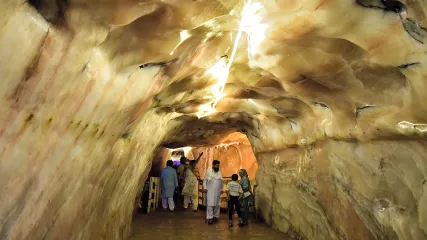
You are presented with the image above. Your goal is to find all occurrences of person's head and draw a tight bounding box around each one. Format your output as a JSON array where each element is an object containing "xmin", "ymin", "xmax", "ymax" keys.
[
  {"xmin": 239, "ymin": 169, "xmax": 248, "ymax": 178},
  {"xmin": 180, "ymin": 157, "xmax": 187, "ymax": 164},
  {"xmin": 212, "ymin": 160, "xmax": 220, "ymax": 172},
  {"xmin": 167, "ymin": 160, "xmax": 174, "ymax": 167},
  {"xmin": 185, "ymin": 160, "xmax": 190, "ymax": 166},
  {"xmin": 231, "ymin": 174, "xmax": 239, "ymax": 181}
]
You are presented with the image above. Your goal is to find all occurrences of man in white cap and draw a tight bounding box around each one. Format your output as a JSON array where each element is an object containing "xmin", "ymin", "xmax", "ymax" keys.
[{"xmin": 203, "ymin": 160, "xmax": 223, "ymax": 224}]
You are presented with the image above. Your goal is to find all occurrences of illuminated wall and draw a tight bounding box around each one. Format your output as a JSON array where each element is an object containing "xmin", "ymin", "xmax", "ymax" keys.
[
  {"xmin": 191, "ymin": 142, "xmax": 258, "ymax": 180},
  {"xmin": 152, "ymin": 133, "xmax": 258, "ymax": 180}
]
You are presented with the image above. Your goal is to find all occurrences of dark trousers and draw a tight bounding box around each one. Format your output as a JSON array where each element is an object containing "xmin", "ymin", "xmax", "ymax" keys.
[
  {"xmin": 228, "ymin": 196, "xmax": 241, "ymax": 220},
  {"xmin": 140, "ymin": 191, "xmax": 149, "ymax": 214},
  {"xmin": 241, "ymin": 196, "xmax": 250, "ymax": 224}
]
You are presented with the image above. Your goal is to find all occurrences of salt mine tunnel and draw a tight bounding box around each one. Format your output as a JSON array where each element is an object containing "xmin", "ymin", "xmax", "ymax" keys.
[{"xmin": 1, "ymin": 0, "xmax": 427, "ymax": 239}]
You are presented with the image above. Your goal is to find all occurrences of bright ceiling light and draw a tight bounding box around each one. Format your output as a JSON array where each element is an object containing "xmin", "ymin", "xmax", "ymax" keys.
[
  {"xmin": 196, "ymin": 103, "xmax": 217, "ymax": 118},
  {"xmin": 169, "ymin": 146, "xmax": 193, "ymax": 156},
  {"xmin": 180, "ymin": 30, "xmax": 191, "ymax": 41},
  {"xmin": 240, "ymin": 2, "xmax": 267, "ymax": 57},
  {"xmin": 195, "ymin": 0, "xmax": 267, "ymax": 118}
]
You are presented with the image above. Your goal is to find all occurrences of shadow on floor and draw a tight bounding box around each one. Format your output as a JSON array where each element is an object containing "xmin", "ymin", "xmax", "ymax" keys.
[{"xmin": 131, "ymin": 208, "xmax": 289, "ymax": 240}]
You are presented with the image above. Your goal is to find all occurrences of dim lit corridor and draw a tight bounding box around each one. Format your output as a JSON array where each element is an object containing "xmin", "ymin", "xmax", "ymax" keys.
[{"xmin": 130, "ymin": 209, "xmax": 288, "ymax": 240}]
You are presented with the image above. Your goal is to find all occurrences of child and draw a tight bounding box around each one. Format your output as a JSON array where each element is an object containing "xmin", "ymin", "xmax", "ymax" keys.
[{"xmin": 226, "ymin": 174, "xmax": 243, "ymax": 227}]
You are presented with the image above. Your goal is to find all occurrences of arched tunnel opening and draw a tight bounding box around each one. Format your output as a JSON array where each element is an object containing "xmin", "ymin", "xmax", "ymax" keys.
[
  {"xmin": 2, "ymin": 0, "xmax": 427, "ymax": 240},
  {"xmin": 135, "ymin": 132, "xmax": 258, "ymax": 214},
  {"xmin": 131, "ymin": 132, "xmax": 266, "ymax": 239},
  {"xmin": 150, "ymin": 132, "xmax": 258, "ymax": 180}
]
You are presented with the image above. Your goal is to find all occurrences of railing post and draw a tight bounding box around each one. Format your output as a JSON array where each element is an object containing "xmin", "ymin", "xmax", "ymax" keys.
[{"xmin": 146, "ymin": 177, "xmax": 161, "ymax": 214}]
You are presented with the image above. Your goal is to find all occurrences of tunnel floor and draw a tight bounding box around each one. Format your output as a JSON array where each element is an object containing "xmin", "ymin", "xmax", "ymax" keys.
[{"xmin": 130, "ymin": 208, "xmax": 289, "ymax": 240}]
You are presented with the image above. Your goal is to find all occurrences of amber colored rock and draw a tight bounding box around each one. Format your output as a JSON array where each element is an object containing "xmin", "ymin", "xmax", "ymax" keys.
[
  {"xmin": 152, "ymin": 133, "xmax": 258, "ymax": 179},
  {"xmin": 1, "ymin": 0, "xmax": 427, "ymax": 239}
]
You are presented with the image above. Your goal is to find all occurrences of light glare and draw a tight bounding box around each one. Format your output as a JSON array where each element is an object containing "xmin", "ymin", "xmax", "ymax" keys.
[
  {"xmin": 170, "ymin": 30, "xmax": 192, "ymax": 55},
  {"xmin": 195, "ymin": 0, "xmax": 267, "ymax": 118}
]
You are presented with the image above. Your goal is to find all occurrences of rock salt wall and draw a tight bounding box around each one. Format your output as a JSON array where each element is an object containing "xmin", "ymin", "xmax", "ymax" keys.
[
  {"xmin": 0, "ymin": 3, "xmax": 179, "ymax": 239},
  {"xmin": 1, "ymin": 0, "xmax": 427, "ymax": 239},
  {"xmin": 255, "ymin": 140, "xmax": 427, "ymax": 240}
]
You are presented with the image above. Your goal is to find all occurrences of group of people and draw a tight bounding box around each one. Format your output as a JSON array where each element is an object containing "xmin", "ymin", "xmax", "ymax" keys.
[
  {"xmin": 160, "ymin": 153, "xmax": 203, "ymax": 212},
  {"xmin": 160, "ymin": 153, "xmax": 253, "ymax": 227}
]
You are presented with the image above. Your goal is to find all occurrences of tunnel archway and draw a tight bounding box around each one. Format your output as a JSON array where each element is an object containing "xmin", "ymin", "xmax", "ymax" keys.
[
  {"xmin": 2, "ymin": 0, "xmax": 427, "ymax": 239},
  {"xmin": 150, "ymin": 132, "xmax": 258, "ymax": 180},
  {"xmin": 131, "ymin": 131, "xmax": 282, "ymax": 239},
  {"xmin": 137, "ymin": 131, "xmax": 259, "ymax": 213}
]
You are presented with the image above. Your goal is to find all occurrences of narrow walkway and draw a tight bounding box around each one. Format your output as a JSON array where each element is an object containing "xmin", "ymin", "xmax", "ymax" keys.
[{"xmin": 131, "ymin": 209, "xmax": 288, "ymax": 240}]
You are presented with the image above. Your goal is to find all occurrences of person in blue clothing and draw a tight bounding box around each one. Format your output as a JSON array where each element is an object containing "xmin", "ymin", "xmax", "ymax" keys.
[{"xmin": 161, "ymin": 160, "xmax": 178, "ymax": 212}]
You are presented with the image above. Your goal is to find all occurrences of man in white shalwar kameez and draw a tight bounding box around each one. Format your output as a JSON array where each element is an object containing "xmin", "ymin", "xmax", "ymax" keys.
[{"xmin": 203, "ymin": 160, "xmax": 223, "ymax": 224}]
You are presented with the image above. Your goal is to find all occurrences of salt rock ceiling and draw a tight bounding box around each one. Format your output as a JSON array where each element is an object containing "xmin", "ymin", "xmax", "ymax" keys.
[
  {"xmin": 1, "ymin": 0, "xmax": 427, "ymax": 239},
  {"xmin": 20, "ymin": 0, "xmax": 427, "ymax": 146}
]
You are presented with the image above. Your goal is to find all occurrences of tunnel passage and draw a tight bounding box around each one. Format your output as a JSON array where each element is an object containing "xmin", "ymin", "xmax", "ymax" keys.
[
  {"xmin": 1, "ymin": 0, "xmax": 427, "ymax": 240},
  {"xmin": 131, "ymin": 132, "xmax": 285, "ymax": 239},
  {"xmin": 137, "ymin": 132, "xmax": 259, "ymax": 212}
]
